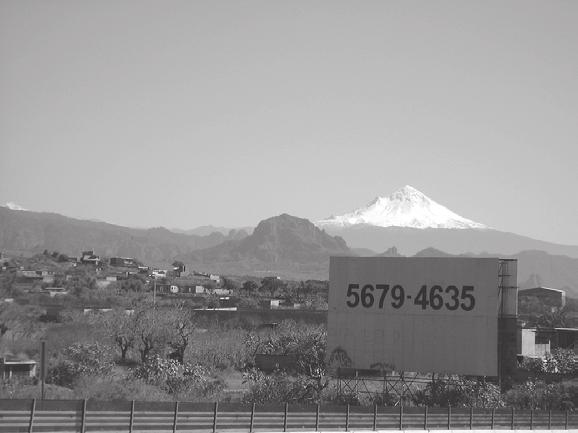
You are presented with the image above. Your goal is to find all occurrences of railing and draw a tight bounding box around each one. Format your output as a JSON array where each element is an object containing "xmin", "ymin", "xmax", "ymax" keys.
[{"xmin": 0, "ymin": 399, "xmax": 576, "ymax": 432}]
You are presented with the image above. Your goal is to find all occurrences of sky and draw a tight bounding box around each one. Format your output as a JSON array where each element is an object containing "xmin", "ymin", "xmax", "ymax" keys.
[{"xmin": 1, "ymin": 1, "xmax": 577, "ymax": 245}]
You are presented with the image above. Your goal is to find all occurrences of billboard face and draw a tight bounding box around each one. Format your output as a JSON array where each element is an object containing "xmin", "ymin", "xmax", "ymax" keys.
[{"xmin": 327, "ymin": 257, "xmax": 500, "ymax": 377}]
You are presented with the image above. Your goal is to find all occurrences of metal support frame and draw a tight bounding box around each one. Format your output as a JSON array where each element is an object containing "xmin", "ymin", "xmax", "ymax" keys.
[
  {"xmin": 336, "ymin": 370, "xmax": 432, "ymax": 404},
  {"xmin": 335, "ymin": 369, "xmax": 481, "ymax": 406}
]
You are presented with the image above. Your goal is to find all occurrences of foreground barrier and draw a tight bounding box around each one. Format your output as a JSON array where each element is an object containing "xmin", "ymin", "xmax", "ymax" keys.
[{"xmin": 0, "ymin": 399, "xmax": 576, "ymax": 433}]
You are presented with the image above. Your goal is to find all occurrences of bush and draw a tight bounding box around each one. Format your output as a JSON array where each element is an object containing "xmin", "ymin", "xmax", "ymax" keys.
[
  {"xmin": 520, "ymin": 349, "xmax": 577, "ymax": 375},
  {"xmin": 242, "ymin": 369, "xmax": 317, "ymax": 404},
  {"xmin": 133, "ymin": 355, "xmax": 223, "ymax": 400},
  {"xmin": 504, "ymin": 380, "xmax": 578, "ymax": 410},
  {"xmin": 412, "ymin": 378, "xmax": 503, "ymax": 408},
  {"xmin": 47, "ymin": 342, "xmax": 114, "ymax": 387}
]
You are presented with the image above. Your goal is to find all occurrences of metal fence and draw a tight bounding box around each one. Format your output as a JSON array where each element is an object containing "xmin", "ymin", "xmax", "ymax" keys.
[{"xmin": 0, "ymin": 399, "xmax": 576, "ymax": 433}]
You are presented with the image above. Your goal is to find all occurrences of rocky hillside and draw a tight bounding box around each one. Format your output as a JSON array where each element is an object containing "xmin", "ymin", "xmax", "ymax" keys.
[{"xmin": 182, "ymin": 214, "xmax": 353, "ymax": 279}]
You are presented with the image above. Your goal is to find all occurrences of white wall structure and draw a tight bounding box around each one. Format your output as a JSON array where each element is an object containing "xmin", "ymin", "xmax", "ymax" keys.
[{"xmin": 327, "ymin": 257, "xmax": 500, "ymax": 376}]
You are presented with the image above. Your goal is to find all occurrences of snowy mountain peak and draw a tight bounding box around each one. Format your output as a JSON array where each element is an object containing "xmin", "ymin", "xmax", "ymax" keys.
[
  {"xmin": 317, "ymin": 185, "xmax": 487, "ymax": 230},
  {"xmin": 5, "ymin": 202, "xmax": 27, "ymax": 211}
]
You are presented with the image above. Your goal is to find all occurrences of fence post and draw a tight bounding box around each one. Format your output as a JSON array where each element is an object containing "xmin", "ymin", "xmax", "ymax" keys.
[
  {"xmin": 129, "ymin": 400, "xmax": 135, "ymax": 433},
  {"xmin": 373, "ymin": 404, "xmax": 377, "ymax": 431},
  {"xmin": 491, "ymin": 408, "xmax": 495, "ymax": 430},
  {"xmin": 345, "ymin": 403, "xmax": 350, "ymax": 432},
  {"xmin": 283, "ymin": 402, "xmax": 288, "ymax": 432},
  {"xmin": 316, "ymin": 403, "xmax": 320, "ymax": 431},
  {"xmin": 213, "ymin": 401, "xmax": 218, "ymax": 433},
  {"xmin": 28, "ymin": 398, "xmax": 36, "ymax": 433},
  {"xmin": 447, "ymin": 405, "xmax": 451, "ymax": 430},
  {"xmin": 548, "ymin": 410, "xmax": 552, "ymax": 429},
  {"xmin": 469, "ymin": 407, "xmax": 473, "ymax": 430},
  {"xmin": 172, "ymin": 401, "xmax": 179, "ymax": 433},
  {"xmin": 424, "ymin": 406, "xmax": 428, "ymax": 431},
  {"xmin": 80, "ymin": 399, "xmax": 87, "ymax": 433},
  {"xmin": 250, "ymin": 402, "xmax": 255, "ymax": 433},
  {"xmin": 511, "ymin": 407, "xmax": 515, "ymax": 430},
  {"xmin": 565, "ymin": 410, "xmax": 569, "ymax": 430},
  {"xmin": 399, "ymin": 404, "xmax": 403, "ymax": 430},
  {"xmin": 530, "ymin": 409, "xmax": 533, "ymax": 430}
]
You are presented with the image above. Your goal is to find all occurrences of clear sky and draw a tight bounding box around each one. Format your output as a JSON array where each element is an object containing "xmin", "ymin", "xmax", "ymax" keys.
[{"xmin": 1, "ymin": 1, "xmax": 577, "ymax": 244}]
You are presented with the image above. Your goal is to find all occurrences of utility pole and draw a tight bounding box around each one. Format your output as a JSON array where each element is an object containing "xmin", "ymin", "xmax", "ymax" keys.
[{"xmin": 40, "ymin": 341, "xmax": 46, "ymax": 399}]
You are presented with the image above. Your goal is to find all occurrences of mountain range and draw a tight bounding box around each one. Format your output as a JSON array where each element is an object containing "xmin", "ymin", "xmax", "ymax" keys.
[
  {"xmin": 2, "ymin": 185, "xmax": 578, "ymax": 295},
  {"xmin": 0, "ymin": 206, "xmax": 247, "ymax": 265},
  {"xmin": 317, "ymin": 186, "xmax": 578, "ymax": 258}
]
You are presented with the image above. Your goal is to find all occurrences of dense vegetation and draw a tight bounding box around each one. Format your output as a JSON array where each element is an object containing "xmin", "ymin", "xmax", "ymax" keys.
[{"xmin": 0, "ymin": 254, "xmax": 576, "ymax": 409}]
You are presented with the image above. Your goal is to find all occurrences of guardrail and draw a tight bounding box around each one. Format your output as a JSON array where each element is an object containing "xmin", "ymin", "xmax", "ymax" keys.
[{"xmin": 0, "ymin": 399, "xmax": 576, "ymax": 432}]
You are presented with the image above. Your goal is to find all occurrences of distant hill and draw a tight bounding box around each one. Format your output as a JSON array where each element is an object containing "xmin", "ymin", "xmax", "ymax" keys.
[
  {"xmin": 180, "ymin": 214, "xmax": 353, "ymax": 279},
  {"xmin": 171, "ymin": 225, "xmax": 253, "ymax": 236},
  {"xmin": 413, "ymin": 247, "xmax": 578, "ymax": 298},
  {"xmin": 322, "ymin": 225, "xmax": 578, "ymax": 259},
  {"xmin": 0, "ymin": 206, "xmax": 245, "ymax": 265}
]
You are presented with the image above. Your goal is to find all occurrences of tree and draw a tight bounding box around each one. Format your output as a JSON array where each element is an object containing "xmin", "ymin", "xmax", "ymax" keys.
[
  {"xmin": 222, "ymin": 278, "xmax": 241, "ymax": 292},
  {"xmin": 119, "ymin": 275, "xmax": 145, "ymax": 293},
  {"xmin": 104, "ymin": 309, "xmax": 137, "ymax": 362},
  {"xmin": 167, "ymin": 305, "xmax": 196, "ymax": 364},
  {"xmin": 246, "ymin": 321, "xmax": 329, "ymax": 403},
  {"xmin": 241, "ymin": 280, "xmax": 258, "ymax": 294},
  {"xmin": 260, "ymin": 278, "xmax": 286, "ymax": 297},
  {"xmin": 133, "ymin": 306, "xmax": 171, "ymax": 363}
]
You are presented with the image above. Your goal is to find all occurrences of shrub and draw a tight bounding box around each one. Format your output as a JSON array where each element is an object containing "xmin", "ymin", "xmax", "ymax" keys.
[
  {"xmin": 133, "ymin": 355, "xmax": 223, "ymax": 400},
  {"xmin": 504, "ymin": 380, "xmax": 578, "ymax": 410},
  {"xmin": 412, "ymin": 378, "xmax": 503, "ymax": 408},
  {"xmin": 47, "ymin": 342, "xmax": 114, "ymax": 387},
  {"xmin": 242, "ymin": 369, "xmax": 316, "ymax": 404}
]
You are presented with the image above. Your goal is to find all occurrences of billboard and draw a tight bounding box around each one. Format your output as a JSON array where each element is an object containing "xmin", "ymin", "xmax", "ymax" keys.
[{"xmin": 327, "ymin": 257, "xmax": 500, "ymax": 377}]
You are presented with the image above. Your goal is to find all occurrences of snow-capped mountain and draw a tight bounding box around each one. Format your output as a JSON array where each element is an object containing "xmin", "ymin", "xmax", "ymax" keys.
[
  {"xmin": 317, "ymin": 185, "xmax": 487, "ymax": 230},
  {"xmin": 5, "ymin": 202, "xmax": 27, "ymax": 211}
]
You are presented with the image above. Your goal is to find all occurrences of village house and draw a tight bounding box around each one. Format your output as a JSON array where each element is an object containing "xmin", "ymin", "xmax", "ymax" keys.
[{"xmin": 0, "ymin": 357, "xmax": 37, "ymax": 379}]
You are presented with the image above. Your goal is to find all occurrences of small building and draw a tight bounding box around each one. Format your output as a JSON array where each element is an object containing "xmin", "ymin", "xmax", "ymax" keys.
[
  {"xmin": 19, "ymin": 270, "xmax": 42, "ymax": 279},
  {"xmin": 80, "ymin": 251, "xmax": 101, "ymax": 266},
  {"xmin": 0, "ymin": 358, "xmax": 37, "ymax": 379},
  {"xmin": 95, "ymin": 279, "xmax": 112, "ymax": 289},
  {"xmin": 518, "ymin": 328, "xmax": 551, "ymax": 357},
  {"xmin": 109, "ymin": 257, "xmax": 138, "ymax": 268},
  {"xmin": 209, "ymin": 274, "xmax": 221, "ymax": 283},
  {"xmin": 42, "ymin": 275, "xmax": 55, "ymax": 284},
  {"xmin": 42, "ymin": 287, "xmax": 68, "ymax": 298},
  {"xmin": 213, "ymin": 288, "xmax": 230, "ymax": 296},
  {"xmin": 152, "ymin": 269, "xmax": 167, "ymax": 279},
  {"xmin": 518, "ymin": 327, "xmax": 578, "ymax": 357},
  {"xmin": 519, "ymin": 287, "xmax": 566, "ymax": 309}
]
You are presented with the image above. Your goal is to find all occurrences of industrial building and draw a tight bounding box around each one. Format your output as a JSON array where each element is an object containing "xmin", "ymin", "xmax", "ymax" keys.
[{"xmin": 519, "ymin": 286, "xmax": 566, "ymax": 309}]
